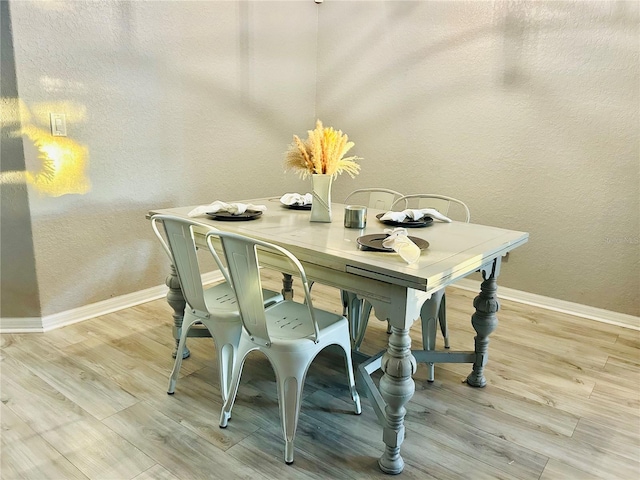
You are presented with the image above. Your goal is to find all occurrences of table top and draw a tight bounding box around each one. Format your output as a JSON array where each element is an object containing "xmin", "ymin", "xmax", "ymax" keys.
[{"xmin": 149, "ymin": 197, "xmax": 528, "ymax": 293}]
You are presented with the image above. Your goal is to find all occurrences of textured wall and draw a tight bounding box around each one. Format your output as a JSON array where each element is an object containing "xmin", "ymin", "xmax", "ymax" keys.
[
  {"xmin": 0, "ymin": 0, "xmax": 41, "ymax": 318},
  {"xmin": 6, "ymin": 0, "xmax": 639, "ymax": 318},
  {"xmin": 319, "ymin": 1, "xmax": 639, "ymax": 316},
  {"xmin": 10, "ymin": 0, "xmax": 316, "ymax": 316}
]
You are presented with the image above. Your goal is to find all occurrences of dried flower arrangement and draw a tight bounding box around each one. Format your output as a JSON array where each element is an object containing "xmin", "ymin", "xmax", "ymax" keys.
[{"xmin": 285, "ymin": 120, "xmax": 361, "ymax": 179}]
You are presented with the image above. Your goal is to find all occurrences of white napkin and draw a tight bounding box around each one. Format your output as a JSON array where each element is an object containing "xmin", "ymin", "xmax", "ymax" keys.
[
  {"xmin": 382, "ymin": 227, "xmax": 421, "ymax": 264},
  {"xmin": 188, "ymin": 201, "xmax": 267, "ymax": 217},
  {"xmin": 280, "ymin": 192, "xmax": 313, "ymax": 206},
  {"xmin": 380, "ymin": 208, "xmax": 452, "ymax": 223}
]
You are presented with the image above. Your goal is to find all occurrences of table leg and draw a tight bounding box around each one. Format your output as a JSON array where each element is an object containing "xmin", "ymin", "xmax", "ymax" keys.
[
  {"xmin": 281, "ymin": 273, "xmax": 294, "ymax": 300},
  {"xmin": 165, "ymin": 264, "xmax": 189, "ymax": 359},
  {"xmin": 467, "ymin": 260, "xmax": 500, "ymax": 387},
  {"xmin": 378, "ymin": 327, "xmax": 417, "ymax": 474}
]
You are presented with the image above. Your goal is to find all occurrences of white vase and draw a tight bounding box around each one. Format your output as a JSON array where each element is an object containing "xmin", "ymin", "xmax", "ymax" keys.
[{"xmin": 310, "ymin": 174, "xmax": 333, "ymax": 222}]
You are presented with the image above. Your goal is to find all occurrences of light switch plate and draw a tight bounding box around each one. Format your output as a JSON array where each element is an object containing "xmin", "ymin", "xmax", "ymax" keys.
[{"xmin": 50, "ymin": 113, "xmax": 67, "ymax": 137}]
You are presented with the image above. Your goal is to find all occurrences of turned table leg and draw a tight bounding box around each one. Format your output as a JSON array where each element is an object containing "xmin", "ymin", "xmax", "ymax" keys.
[
  {"xmin": 378, "ymin": 327, "xmax": 417, "ymax": 474},
  {"xmin": 281, "ymin": 273, "xmax": 294, "ymax": 300},
  {"xmin": 166, "ymin": 264, "xmax": 189, "ymax": 359},
  {"xmin": 467, "ymin": 260, "xmax": 501, "ymax": 387}
]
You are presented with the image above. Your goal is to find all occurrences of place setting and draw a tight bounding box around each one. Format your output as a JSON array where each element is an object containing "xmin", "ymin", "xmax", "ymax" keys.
[
  {"xmin": 376, "ymin": 208, "xmax": 452, "ymax": 228},
  {"xmin": 187, "ymin": 200, "xmax": 266, "ymax": 221},
  {"xmin": 340, "ymin": 204, "xmax": 432, "ymax": 264},
  {"xmin": 357, "ymin": 227, "xmax": 429, "ymax": 264},
  {"xmin": 353, "ymin": 208, "xmax": 452, "ymax": 262},
  {"xmin": 279, "ymin": 192, "xmax": 312, "ymax": 210}
]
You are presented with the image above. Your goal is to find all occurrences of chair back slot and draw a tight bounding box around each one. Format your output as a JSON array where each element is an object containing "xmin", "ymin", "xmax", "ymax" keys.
[
  {"xmin": 161, "ymin": 220, "xmax": 208, "ymax": 315},
  {"xmin": 224, "ymin": 238, "xmax": 270, "ymax": 345}
]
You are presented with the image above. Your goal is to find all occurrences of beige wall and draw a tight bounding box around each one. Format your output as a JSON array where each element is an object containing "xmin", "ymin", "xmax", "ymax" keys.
[
  {"xmin": 4, "ymin": 0, "xmax": 638, "ymax": 319},
  {"xmin": 0, "ymin": 0, "xmax": 41, "ymax": 319},
  {"xmin": 321, "ymin": 0, "xmax": 639, "ymax": 316},
  {"xmin": 9, "ymin": 0, "xmax": 316, "ymax": 317}
]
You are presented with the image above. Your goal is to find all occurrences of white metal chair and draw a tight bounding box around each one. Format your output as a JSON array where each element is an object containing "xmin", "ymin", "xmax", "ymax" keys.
[
  {"xmin": 392, "ymin": 194, "xmax": 470, "ymax": 223},
  {"xmin": 151, "ymin": 215, "xmax": 283, "ymax": 402},
  {"xmin": 213, "ymin": 231, "xmax": 361, "ymax": 465},
  {"xmin": 390, "ymin": 194, "xmax": 471, "ymax": 381},
  {"xmin": 343, "ymin": 187, "xmax": 407, "ymax": 212},
  {"xmin": 341, "ymin": 188, "xmax": 406, "ymax": 348}
]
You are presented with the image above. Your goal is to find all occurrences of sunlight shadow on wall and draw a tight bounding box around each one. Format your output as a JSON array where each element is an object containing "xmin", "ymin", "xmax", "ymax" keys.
[{"xmin": 1, "ymin": 99, "xmax": 90, "ymax": 196}]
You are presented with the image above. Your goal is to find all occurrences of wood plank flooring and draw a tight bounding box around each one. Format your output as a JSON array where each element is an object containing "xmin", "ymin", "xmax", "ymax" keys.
[{"xmin": 2, "ymin": 270, "xmax": 638, "ymax": 479}]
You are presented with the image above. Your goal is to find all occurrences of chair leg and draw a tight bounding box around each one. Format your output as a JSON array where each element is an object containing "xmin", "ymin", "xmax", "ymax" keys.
[
  {"xmin": 351, "ymin": 300, "xmax": 373, "ymax": 351},
  {"xmin": 439, "ymin": 292, "xmax": 450, "ymax": 349},
  {"xmin": 343, "ymin": 291, "xmax": 373, "ymax": 351},
  {"xmin": 419, "ymin": 290, "xmax": 445, "ymax": 382},
  {"xmin": 343, "ymin": 291, "xmax": 362, "ymax": 348},
  {"xmin": 340, "ymin": 289, "xmax": 349, "ymax": 317},
  {"xmin": 219, "ymin": 344, "xmax": 250, "ymax": 429},
  {"xmin": 338, "ymin": 335, "xmax": 362, "ymax": 415},
  {"xmin": 167, "ymin": 315, "xmax": 200, "ymax": 394},
  {"xmin": 272, "ymin": 353, "xmax": 310, "ymax": 465},
  {"xmin": 420, "ymin": 299, "xmax": 438, "ymax": 383},
  {"xmin": 217, "ymin": 342, "xmax": 236, "ymax": 404},
  {"xmin": 201, "ymin": 319, "xmax": 242, "ymax": 404}
]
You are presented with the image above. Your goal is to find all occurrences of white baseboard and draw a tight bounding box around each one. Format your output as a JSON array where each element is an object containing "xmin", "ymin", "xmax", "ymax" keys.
[
  {"xmin": 453, "ymin": 279, "xmax": 640, "ymax": 331},
  {"xmin": 0, "ymin": 271, "xmax": 225, "ymax": 334},
  {"xmin": 41, "ymin": 284, "xmax": 170, "ymax": 332},
  {"xmin": 0, "ymin": 317, "xmax": 44, "ymax": 333},
  {"xmin": 2, "ymin": 272, "xmax": 636, "ymax": 333}
]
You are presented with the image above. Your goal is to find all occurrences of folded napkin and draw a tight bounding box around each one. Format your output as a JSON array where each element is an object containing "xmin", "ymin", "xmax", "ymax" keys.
[
  {"xmin": 280, "ymin": 192, "xmax": 313, "ymax": 206},
  {"xmin": 188, "ymin": 201, "xmax": 267, "ymax": 217},
  {"xmin": 382, "ymin": 227, "xmax": 421, "ymax": 264},
  {"xmin": 380, "ymin": 208, "xmax": 452, "ymax": 223}
]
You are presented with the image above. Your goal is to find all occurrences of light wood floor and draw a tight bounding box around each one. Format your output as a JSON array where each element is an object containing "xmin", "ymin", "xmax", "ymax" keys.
[{"xmin": 1, "ymin": 270, "xmax": 639, "ymax": 479}]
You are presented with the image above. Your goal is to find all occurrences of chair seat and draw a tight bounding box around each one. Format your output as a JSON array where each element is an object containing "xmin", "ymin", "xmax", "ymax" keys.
[
  {"xmin": 264, "ymin": 300, "xmax": 347, "ymax": 348},
  {"xmin": 200, "ymin": 282, "xmax": 282, "ymax": 320}
]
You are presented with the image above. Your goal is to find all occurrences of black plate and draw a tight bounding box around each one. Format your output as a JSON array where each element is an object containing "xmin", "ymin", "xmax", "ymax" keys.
[
  {"xmin": 206, "ymin": 210, "xmax": 263, "ymax": 221},
  {"xmin": 357, "ymin": 234, "xmax": 429, "ymax": 252},
  {"xmin": 281, "ymin": 203, "xmax": 312, "ymax": 210},
  {"xmin": 376, "ymin": 213, "xmax": 433, "ymax": 228}
]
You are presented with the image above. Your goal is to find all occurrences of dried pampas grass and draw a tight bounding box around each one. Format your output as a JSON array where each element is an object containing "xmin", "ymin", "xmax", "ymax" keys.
[{"xmin": 285, "ymin": 120, "xmax": 361, "ymax": 179}]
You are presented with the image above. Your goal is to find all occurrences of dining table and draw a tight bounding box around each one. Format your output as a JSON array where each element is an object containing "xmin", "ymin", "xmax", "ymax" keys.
[{"xmin": 148, "ymin": 197, "xmax": 529, "ymax": 474}]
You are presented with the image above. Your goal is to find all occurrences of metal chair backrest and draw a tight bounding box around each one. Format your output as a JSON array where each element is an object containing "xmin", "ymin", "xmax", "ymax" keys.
[
  {"xmin": 391, "ymin": 194, "xmax": 471, "ymax": 222},
  {"xmin": 151, "ymin": 215, "xmax": 230, "ymax": 317},
  {"xmin": 344, "ymin": 188, "xmax": 406, "ymax": 211},
  {"xmin": 207, "ymin": 231, "xmax": 320, "ymax": 347}
]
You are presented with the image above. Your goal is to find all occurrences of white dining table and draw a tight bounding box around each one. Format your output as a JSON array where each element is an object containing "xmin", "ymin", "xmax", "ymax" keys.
[{"xmin": 149, "ymin": 197, "xmax": 529, "ymax": 474}]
